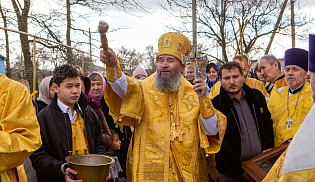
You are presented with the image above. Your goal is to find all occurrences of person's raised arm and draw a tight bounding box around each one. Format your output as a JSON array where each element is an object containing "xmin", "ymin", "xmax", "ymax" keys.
[
  {"xmin": 100, "ymin": 47, "xmax": 117, "ymax": 68},
  {"xmin": 100, "ymin": 47, "xmax": 127, "ymax": 99}
]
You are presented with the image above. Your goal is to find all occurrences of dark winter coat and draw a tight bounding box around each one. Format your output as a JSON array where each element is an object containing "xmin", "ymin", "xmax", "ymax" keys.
[
  {"xmin": 36, "ymin": 99, "xmax": 47, "ymax": 113},
  {"xmin": 211, "ymin": 83, "xmax": 274, "ymax": 177},
  {"xmin": 30, "ymin": 92, "xmax": 106, "ymax": 182}
]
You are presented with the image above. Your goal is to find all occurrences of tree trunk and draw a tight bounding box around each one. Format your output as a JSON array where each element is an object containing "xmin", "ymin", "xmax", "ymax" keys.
[
  {"xmin": 220, "ymin": 0, "xmax": 228, "ymax": 63},
  {"xmin": 11, "ymin": 0, "xmax": 33, "ymax": 89},
  {"xmin": 0, "ymin": 5, "xmax": 11, "ymax": 78},
  {"xmin": 66, "ymin": 0, "xmax": 73, "ymax": 64}
]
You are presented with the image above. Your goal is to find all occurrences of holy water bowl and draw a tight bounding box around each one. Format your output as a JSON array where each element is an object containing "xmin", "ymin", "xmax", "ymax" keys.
[{"xmin": 65, "ymin": 154, "xmax": 114, "ymax": 182}]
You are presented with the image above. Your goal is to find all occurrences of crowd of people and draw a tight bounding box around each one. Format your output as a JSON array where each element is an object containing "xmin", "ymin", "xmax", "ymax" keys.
[{"xmin": 1, "ymin": 31, "xmax": 315, "ymax": 182}]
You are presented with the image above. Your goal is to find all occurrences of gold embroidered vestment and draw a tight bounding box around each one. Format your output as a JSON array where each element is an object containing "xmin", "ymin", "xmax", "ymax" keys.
[
  {"xmin": 104, "ymin": 72, "xmax": 226, "ymax": 182},
  {"xmin": 0, "ymin": 74, "xmax": 42, "ymax": 182},
  {"xmin": 268, "ymin": 80, "xmax": 313, "ymax": 147}
]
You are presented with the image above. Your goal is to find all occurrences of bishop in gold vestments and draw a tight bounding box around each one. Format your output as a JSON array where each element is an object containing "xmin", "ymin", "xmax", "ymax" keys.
[
  {"xmin": 102, "ymin": 32, "xmax": 226, "ymax": 182},
  {"xmin": 0, "ymin": 74, "xmax": 42, "ymax": 182}
]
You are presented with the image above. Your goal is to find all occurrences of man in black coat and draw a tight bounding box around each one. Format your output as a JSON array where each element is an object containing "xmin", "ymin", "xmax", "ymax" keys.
[
  {"xmin": 211, "ymin": 62, "xmax": 274, "ymax": 182},
  {"xmin": 30, "ymin": 64, "xmax": 106, "ymax": 182}
]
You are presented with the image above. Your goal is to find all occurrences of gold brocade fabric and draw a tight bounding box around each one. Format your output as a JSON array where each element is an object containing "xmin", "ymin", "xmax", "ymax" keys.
[
  {"xmin": 268, "ymin": 80, "xmax": 313, "ymax": 147},
  {"xmin": 263, "ymin": 149, "xmax": 315, "ymax": 182},
  {"xmin": 104, "ymin": 71, "xmax": 226, "ymax": 182},
  {"xmin": 271, "ymin": 78, "xmax": 288, "ymax": 94},
  {"xmin": 245, "ymin": 77, "xmax": 268, "ymax": 97},
  {"xmin": 208, "ymin": 77, "xmax": 268, "ymax": 100},
  {"xmin": 0, "ymin": 74, "xmax": 42, "ymax": 182},
  {"xmin": 71, "ymin": 113, "xmax": 88, "ymax": 154},
  {"xmin": 106, "ymin": 60, "xmax": 123, "ymax": 82}
]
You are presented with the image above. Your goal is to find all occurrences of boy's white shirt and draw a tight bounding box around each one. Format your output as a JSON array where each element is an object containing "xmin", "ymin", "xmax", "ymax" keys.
[{"xmin": 57, "ymin": 98, "xmax": 81, "ymax": 123}]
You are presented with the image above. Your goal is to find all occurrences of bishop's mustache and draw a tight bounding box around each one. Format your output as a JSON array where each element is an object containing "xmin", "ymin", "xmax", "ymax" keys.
[{"xmin": 159, "ymin": 68, "xmax": 171, "ymax": 73}]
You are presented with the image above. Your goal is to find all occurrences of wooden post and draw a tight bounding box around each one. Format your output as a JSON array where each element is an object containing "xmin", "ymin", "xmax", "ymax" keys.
[
  {"xmin": 81, "ymin": 52, "xmax": 84, "ymax": 74},
  {"xmin": 291, "ymin": 0, "xmax": 295, "ymax": 48},
  {"xmin": 221, "ymin": 0, "xmax": 225, "ymax": 62},
  {"xmin": 265, "ymin": 0, "xmax": 289, "ymax": 54},
  {"xmin": 192, "ymin": 0, "xmax": 197, "ymax": 45},
  {"xmin": 33, "ymin": 38, "xmax": 36, "ymax": 99},
  {"xmin": 89, "ymin": 28, "xmax": 92, "ymax": 72},
  {"xmin": 238, "ymin": 19, "xmax": 245, "ymax": 72}
]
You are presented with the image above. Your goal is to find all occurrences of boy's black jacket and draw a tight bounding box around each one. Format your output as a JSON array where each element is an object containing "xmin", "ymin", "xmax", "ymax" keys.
[{"xmin": 30, "ymin": 92, "xmax": 106, "ymax": 182}]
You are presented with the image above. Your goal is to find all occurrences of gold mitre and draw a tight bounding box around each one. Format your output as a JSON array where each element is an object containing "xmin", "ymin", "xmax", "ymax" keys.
[{"xmin": 156, "ymin": 32, "xmax": 192, "ymax": 64}]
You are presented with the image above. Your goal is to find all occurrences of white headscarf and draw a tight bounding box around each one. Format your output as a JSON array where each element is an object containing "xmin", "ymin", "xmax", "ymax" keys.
[{"xmin": 37, "ymin": 76, "xmax": 53, "ymax": 104}]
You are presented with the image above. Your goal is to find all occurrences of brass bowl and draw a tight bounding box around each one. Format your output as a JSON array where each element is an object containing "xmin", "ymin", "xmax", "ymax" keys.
[{"xmin": 65, "ymin": 154, "xmax": 114, "ymax": 182}]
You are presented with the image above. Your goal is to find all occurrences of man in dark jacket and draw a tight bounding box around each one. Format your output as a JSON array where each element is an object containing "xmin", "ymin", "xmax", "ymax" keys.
[
  {"xmin": 30, "ymin": 64, "xmax": 106, "ymax": 182},
  {"xmin": 211, "ymin": 62, "xmax": 274, "ymax": 182}
]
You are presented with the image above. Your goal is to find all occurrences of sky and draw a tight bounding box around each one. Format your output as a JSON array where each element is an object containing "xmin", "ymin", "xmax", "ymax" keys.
[
  {"xmin": 105, "ymin": 0, "xmax": 315, "ymax": 60},
  {"xmin": 78, "ymin": 0, "xmax": 315, "ymax": 64},
  {"xmin": 1, "ymin": 0, "xmax": 315, "ymax": 68}
]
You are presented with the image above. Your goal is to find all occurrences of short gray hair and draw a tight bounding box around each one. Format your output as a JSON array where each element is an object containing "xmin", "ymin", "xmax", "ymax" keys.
[{"xmin": 259, "ymin": 54, "xmax": 281, "ymax": 70}]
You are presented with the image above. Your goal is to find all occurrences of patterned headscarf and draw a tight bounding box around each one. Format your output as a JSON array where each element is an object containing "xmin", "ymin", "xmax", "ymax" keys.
[
  {"xmin": 87, "ymin": 72, "xmax": 106, "ymax": 103},
  {"xmin": 206, "ymin": 63, "xmax": 220, "ymax": 88}
]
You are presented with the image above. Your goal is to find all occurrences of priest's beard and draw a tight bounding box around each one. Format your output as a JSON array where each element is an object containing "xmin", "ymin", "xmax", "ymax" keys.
[{"xmin": 155, "ymin": 66, "xmax": 182, "ymax": 92}]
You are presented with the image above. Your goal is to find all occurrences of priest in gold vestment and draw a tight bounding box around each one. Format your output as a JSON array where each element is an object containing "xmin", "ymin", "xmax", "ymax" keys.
[
  {"xmin": 0, "ymin": 74, "xmax": 42, "ymax": 182},
  {"xmin": 208, "ymin": 55, "xmax": 268, "ymax": 100},
  {"xmin": 267, "ymin": 48, "xmax": 313, "ymax": 147},
  {"xmin": 263, "ymin": 34, "xmax": 315, "ymax": 182},
  {"xmin": 101, "ymin": 32, "xmax": 226, "ymax": 182}
]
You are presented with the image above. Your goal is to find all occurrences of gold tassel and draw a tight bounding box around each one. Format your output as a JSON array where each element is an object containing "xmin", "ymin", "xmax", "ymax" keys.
[{"xmin": 30, "ymin": 90, "xmax": 38, "ymax": 97}]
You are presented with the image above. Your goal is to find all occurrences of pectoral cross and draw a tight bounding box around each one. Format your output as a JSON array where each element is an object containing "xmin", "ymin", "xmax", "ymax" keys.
[
  {"xmin": 285, "ymin": 118, "xmax": 293, "ymax": 129},
  {"xmin": 170, "ymin": 123, "xmax": 185, "ymax": 142}
]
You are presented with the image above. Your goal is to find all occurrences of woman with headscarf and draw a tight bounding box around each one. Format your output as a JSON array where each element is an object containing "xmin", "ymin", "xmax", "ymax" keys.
[
  {"xmin": 205, "ymin": 63, "xmax": 220, "ymax": 95},
  {"xmin": 36, "ymin": 76, "xmax": 55, "ymax": 113},
  {"xmin": 81, "ymin": 73, "xmax": 112, "ymax": 149},
  {"xmin": 88, "ymin": 72, "xmax": 106, "ymax": 103}
]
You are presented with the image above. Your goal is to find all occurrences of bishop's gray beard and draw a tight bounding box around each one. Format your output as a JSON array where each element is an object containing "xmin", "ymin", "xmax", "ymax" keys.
[{"xmin": 155, "ymin": 66, "xmax": 182, "ymax": 92}]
